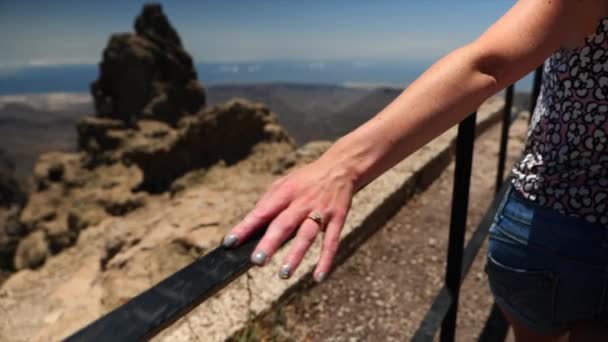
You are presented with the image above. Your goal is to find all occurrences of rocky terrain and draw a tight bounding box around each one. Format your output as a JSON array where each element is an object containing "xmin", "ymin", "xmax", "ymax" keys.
[
  {"xmin": 0, "ymin": 5, "xmax": 339, "ymax": 339},
  {"xmin": 0, "ymin": 136, "xmax": 329, "ymax": 341},
  {"xmin": 0, "ymin": 3, "xmax": 303, "ymax": 275}
]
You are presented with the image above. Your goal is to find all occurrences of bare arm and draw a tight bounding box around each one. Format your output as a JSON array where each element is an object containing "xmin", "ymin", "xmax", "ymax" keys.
[
  {"xmin": 225, "ymin": 0, "xmax": 607, "ymax": 281},
  {"xmin": 326, "ymin": 0, "xmax": 606, "ymax": 192}
]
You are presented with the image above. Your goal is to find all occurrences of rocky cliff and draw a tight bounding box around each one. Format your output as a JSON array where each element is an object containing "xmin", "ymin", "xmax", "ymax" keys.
[
  {"xmin": 0, "ymin": 4, "xmax": 298, "ymax": 271},
  {"xmin": 13, "ymin": 98, "xmax": 294, "ymax": 267},
  {"xmin": 0, "ymin": 4, "xmax": 340, "ymax": 339},
  {"xmin": 0, "ymin": 135, "xmax": 331, "ymax": 340}
]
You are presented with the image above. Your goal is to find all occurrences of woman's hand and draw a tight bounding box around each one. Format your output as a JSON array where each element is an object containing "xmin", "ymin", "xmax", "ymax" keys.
[
  {"xmin": 222, "ymin": 0, "xmax": 608, "ymax": 285},
  {"xmin": 222, "ymin": 155, "xmax": 356, "ymax": 282}
]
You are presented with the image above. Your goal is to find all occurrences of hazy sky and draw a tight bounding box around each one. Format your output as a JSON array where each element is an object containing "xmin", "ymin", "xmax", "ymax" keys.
[{"xmin": 0, "ymin": 1, "xmax": 516, "ymax": 68}]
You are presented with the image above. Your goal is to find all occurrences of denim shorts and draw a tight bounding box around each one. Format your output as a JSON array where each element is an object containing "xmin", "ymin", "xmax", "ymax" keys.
[{"xmin": 485, "ymin": 185, "xmax": 608, "ymax": 333}]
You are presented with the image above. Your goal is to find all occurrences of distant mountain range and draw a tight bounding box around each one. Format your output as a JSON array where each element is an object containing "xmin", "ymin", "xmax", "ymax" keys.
[
  {"xmin": 0, "ymin": 94, "xmax": 94, "ymax": 178},
  {"xmin": 207, "ymin": 83, "xmax": 390, "ymax": 143},
  {"xmin": 0, "ymin": 84, "xmax": 403, "ymax": 178},
  {"xmin": 0, "ymin": 82, "xmax": 534, "ymax": 180},
  {"xmin": 0, "ymin": 61, "xmax": 430, "ymax": 95}
]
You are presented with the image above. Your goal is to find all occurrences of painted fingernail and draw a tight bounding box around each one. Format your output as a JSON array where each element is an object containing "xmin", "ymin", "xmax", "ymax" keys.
[
  {"xmin": 222, "ymin": 234, "xmax": 238, "ymax": 248},
  {"xmin": 279, "ymin": 264, "xmax": 291, "ymax": 279},
  {"xmin": 315, "ymin": 272, "xmax": 326, "ymax": 283},
  {"xmin": 251, "ymin": 251, "xmax": 267, "ymax": 265}
]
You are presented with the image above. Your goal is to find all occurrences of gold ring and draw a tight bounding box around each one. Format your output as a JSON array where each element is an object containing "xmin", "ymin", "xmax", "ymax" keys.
[{"xmin": 306, "ymin": 211, "xmax": 325, "ymax": 230}]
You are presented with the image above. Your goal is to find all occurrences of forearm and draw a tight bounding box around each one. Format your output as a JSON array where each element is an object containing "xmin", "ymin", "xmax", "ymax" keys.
[
  {"xmin": 322, "ymin": 44, "xmax": 502, "ymax": 191},
  {"xmin": 318, "ymin": 0, "xmax": 605, "ymax": 193},
  {"xmin": 227, "ymin": 0, "xmax": 608, "ymax": 282}
]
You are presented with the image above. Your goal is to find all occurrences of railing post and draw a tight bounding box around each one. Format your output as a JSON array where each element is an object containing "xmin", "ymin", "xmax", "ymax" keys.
[
  {"xmin": 440, "ymin": 112, "xmax": 476, "ymax": 342},
  {"xmin": 495, "ymin": 84, "xmax": 514, "ymax": 195},
  {"xmin": 528, "ymin": 66, "xmax": 543, "ymax": 124}
]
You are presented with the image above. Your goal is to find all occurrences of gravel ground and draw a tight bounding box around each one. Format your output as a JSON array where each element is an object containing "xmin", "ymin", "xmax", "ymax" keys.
[{"xmin": 241, "ymin": 113, "xmax": 529, "ymax": 342}]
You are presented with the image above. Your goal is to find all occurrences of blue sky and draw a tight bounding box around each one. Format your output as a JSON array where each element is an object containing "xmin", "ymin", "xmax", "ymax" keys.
[{"xmin": 0, "ymin": 1, "xmax": 516, "ymax": 68}]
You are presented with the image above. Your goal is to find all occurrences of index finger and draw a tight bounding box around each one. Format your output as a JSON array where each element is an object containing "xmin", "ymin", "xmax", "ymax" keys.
[{"xmin": 222, "ymin": 194, "xmax": 290, "ymax": 248}]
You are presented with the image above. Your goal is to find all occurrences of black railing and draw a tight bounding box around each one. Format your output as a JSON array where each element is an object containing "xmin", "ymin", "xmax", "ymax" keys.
[
  {"xmin": 66, "ymin": 228, "xmax": 268, "ymax": 341},
  {"xmin": 66, "ymin": 69, "xmax": 544, "ymax": 342},
  {"xmin": 494, "ymin": 84, "xmax": 514, "ymax": 195},
  {"xmin": 413, "ymin": 68, "xmax": 544, "ymax": 341},
  {"xmin": 528, "ymin": 65, "xmax": 544, "ymax": 124},
  {"xmin": 440, "ymin": 111, "xmax": 476, "ymax": 342}
]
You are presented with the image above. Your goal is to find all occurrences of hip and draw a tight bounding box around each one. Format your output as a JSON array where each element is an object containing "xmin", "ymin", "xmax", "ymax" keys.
[{"xmin": 485, "ymin": 185, "xmax": 608, "ymax": 332}]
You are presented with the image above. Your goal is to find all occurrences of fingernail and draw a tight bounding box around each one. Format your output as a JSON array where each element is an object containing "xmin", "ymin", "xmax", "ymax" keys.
[
  {"xmin": 279, "ymin": 264, "xmax": 291, "ymax": 279},
  {"xmin": 315, "ymin": 272, "xmax": 326, "ymax": 283},
  {"xmin": 222, "ymin": 234, "xmax": 238, "ymax": 248},
  {"xmin": 251, "ymin": 251, "xmax": 267, "ymax": 265}
]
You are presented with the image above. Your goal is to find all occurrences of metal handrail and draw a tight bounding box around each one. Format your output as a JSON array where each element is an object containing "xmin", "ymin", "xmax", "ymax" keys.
[
  {"xmin": 495, "ymin": 85, "xmax": 514, "ymax": 195},
  {"xmin": 414, "ymin": 66, "xmax": 543, "ymax": 341},
  {"xmin": 440, "ymin": 111, "xmax": 476, "ymax": 342},
  {"xmin": 65, "ymin": 228, "xmax": 268, "ymax": 341}
]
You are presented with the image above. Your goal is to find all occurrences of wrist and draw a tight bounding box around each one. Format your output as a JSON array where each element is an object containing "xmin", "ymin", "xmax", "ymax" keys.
[{"xmin": 319, "ymin": 133, "xmax": 383, "ymax": 192}]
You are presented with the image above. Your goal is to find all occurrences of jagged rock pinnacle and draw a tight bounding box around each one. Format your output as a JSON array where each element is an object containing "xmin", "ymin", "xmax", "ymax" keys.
[
  {"xmin": 135, "ymin": 3, "xmax": 183, "ymax": 48},
  {"xmin": 90, "ymin": 3, "xmax": 206, "ymax": 125}
]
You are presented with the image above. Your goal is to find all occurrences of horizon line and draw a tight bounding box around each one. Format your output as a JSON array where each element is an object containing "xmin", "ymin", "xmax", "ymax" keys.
[{"xmin": 0, "ymin": 57, "xmax": 437, "ymax": 71}]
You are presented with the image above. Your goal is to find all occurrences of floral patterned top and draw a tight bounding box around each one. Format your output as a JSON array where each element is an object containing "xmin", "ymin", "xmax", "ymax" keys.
[{"xmin": 512, "ymin": 17, "xmax": 608, "ymax": 226}]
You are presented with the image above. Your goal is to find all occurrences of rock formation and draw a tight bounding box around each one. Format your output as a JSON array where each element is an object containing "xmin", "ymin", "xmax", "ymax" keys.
[
  {"xmin": 90, "ymin": 3, "xmax": 205, "ymax": 125},
  {"xmin": 78, "ymin": 100, "xmax": 292, "ymax": 192},
  {"xmin": 16, "ymin": 151, "xmax": 145, "ymax": 268},
  {"xmin": 9, "ymin": 98, "xmax": 292, "ymax": 270},
  {"xmin": 0, "ymin": 4, "xmax": 294, "ymax": 271},
  {"xmin": 0, "ymin": 3, "xmax": 337, "ymax": 340}
]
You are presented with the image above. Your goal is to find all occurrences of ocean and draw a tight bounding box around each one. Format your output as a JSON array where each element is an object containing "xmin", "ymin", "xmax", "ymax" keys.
[{"xmin": 0, "ymin": 60, "xmax": 535, "ymax": 95}]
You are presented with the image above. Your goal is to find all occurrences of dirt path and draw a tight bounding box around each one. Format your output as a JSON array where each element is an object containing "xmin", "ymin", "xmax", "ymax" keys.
[{"xmin": 245, "ymin": 113, "xmax": 529, "ymax": 341}]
